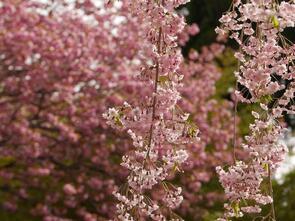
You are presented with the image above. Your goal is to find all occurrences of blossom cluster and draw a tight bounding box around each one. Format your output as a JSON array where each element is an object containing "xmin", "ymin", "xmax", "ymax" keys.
[
  {"xmin": 103, "ymin": 0, "xmax": 200, "ymax": 220},
  {"xmin": 216, "ymin": 0, "xmax": 295, "ymax": 219},
  {"xmin": 216, "ymin": 0, "xmax": 295, "ymax": 105},
  {"xmin": 217, "ymin": 111, "xmax": 288, "ymax": 219}
]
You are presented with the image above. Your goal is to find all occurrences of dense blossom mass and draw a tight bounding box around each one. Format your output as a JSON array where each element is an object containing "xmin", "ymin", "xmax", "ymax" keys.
[{"xmin": 216, "ymin": 0, "xmax": 295, "ymax": 220}]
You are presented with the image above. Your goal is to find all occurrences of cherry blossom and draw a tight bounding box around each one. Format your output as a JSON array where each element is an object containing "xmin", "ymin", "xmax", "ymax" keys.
[{"xmin": 216, "ymin": 0, "xmax": 295, "ymax": 220}]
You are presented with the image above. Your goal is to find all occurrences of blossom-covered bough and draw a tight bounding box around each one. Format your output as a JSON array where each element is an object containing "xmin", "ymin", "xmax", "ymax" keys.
[
  {"xmin": 216, "ymin": 0, "xmax": 295, "ymax": 220},
  {"xmin": 104, "ymin": 0, "xmax": 200, "ymax": 220}
]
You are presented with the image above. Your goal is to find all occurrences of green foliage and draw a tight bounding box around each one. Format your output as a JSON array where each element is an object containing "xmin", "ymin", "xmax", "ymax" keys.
[
  {"xmin": 273, "ymin": 169, "xmax": 295, "ymax": 220},
  {"xmin": 202, "ymin": 211, "xmax": 223, "ymax": 221},
  {"xmin": 214, "ymin": 48, "xmax": 259, "ymax": 137},
  {"xmin": 0, "ymin": 156, "xmax": 15, "ymax": 168},
  {"xmin": 215, "ymin": 48, "xmax": 236, "ymax": 99}
]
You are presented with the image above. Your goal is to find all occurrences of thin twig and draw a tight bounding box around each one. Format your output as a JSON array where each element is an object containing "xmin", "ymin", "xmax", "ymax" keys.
[
  {"xmin": 146, "ymin": 26, "xmax": 162, "ymax": 159},
  {"xmin": 268, "ymin": 164, "xmax": 276, "ymax": 221}
]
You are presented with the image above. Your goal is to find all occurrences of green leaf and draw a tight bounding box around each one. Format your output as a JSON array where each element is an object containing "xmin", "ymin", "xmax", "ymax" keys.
[
  {"xmin": 0, "ymin": 156, "xmax": 15, "ymax": 168},
  {"xmin": 159, "ymin": 76, "xmax": 170, "ymax": 87},
  {"xmin": 63, "ymin": 159, "xmax": 74, "ymax": 167},
  {"xmin": 186, "ymin": 114, "xmax": 194, "ymax": 124},
  {"xmin": 260, "ymin": 95, "xmax": 272, "ymax": 103},
  {"xmin": 262, "ymin": 162, "xmax": 269, "ymax": 172},
  {"xmin": 232, "ymin": 201, "xmax": 240, "ymax": 217},
  {"xmin": 188, "ymin": 126, "xmax": 197, "ymax": 138},
  {"xmin": 114, "ymin": 116, "xmax": 123, "ymax": 127},
  {"xmin": 271, "ymin": 16, "xmax": 279, "ymax": 29}
]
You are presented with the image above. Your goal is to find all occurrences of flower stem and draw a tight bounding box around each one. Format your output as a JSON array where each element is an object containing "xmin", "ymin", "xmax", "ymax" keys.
[
  {"xmin": 146, "ymin": 26, "xmax": 162, "ymax": 158},
  {"xmin": 268, "ymin": 164, "xmax": 276, "ymax": 221},
  {"xmin": 233, "ymin": 81, "xmax": 238, "ymax": 162}
]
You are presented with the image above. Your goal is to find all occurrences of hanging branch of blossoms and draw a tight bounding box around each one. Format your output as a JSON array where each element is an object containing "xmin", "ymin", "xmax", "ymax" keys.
[
  {"xmin": 215, "ymin": 0, "xmax": 295, "ymax": 220},
  {"xmin": 103, "ymin": 0, "xmax": 199, "ymax": 220}
]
